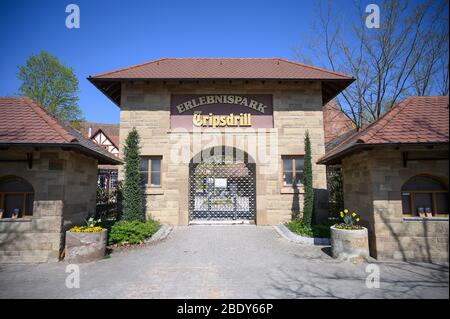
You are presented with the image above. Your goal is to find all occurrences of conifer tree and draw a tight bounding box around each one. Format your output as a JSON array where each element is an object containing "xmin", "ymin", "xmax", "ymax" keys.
[
  {"xmin": 122, "ymin": 128, "xmax": 144, "ymax": 221},
  {"xmin": 302, "ymin": 131, "xmax": 314, "ymax": 227}
]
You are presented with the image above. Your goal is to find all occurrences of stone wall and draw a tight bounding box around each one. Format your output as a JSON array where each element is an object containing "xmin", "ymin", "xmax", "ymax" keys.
[
  {"xmin": 342, "ymin": 148, "xmax": 449, "ymax": 262},
  {"xmin": 0, "ymin": 148, "xmax": 98, "ymax": 263},
  {"xmin": 119, "ymin": 80, "xmax": 328, "ymax": 225}
]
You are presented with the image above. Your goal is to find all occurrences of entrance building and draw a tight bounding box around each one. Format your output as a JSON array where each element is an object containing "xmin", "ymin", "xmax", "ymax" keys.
[{"xmin": 89, "ymin": 58, "xmax": 354, "ymax": 225}]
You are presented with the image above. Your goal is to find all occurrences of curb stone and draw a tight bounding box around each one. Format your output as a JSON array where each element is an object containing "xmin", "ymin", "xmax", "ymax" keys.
[
  {"xmin": 274, "ymin": 224, "xmax": 330, "ymax": 246},
  {"xmin": 145, "ymin": 224, "xmax": 173, "ymax": 243}
]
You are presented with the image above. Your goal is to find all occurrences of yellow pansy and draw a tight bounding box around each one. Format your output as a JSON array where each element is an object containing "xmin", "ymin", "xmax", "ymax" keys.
[
  {"xmin": 340, "ymin": 212, "xmax": 344, "ymax": 217},
  {"xmin": 356, "ymin": 218, "xmax": 360, "ymax": 222},
  {"xmin": 344, "ymin": 209, "xmax": 348, "ymax": 214},
  {"xmin": 352, "ymin": 212, "xmax": 356, "ymax": 217}
]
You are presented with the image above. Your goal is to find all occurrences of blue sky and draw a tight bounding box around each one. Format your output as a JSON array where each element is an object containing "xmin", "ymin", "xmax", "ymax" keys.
[{"xmin": 1, "ymin": 0, "xmax": 370, "ymax": 123}]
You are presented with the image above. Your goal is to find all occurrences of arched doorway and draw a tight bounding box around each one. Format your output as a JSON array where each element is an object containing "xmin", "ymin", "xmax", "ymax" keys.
[{"xmin": 189, "ymin": 146, "xmax": 256, "ymax": 223}]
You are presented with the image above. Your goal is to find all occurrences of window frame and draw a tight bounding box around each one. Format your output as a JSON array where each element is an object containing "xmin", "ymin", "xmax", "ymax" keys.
[
  {"xmin": 0, "ymin": 192, "xmax": 34, "ymax": 218},
  {"xmin": 401, "ymin": 176, "xmax": 449, "ymax": 218},
  {"xmin": 141, "ymin": 156, "xmax": 162, "ymax": 188},
  {"xmin": 402, "ymin": 189, "xmax": 448, "ymax": 217},
  {"xmin": 282, "ymin": 155, "xmax": 305, "ymax": 187}
]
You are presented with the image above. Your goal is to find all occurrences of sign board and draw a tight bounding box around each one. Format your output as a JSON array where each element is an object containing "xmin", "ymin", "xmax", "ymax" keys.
[
  {"xmin": 214, "ymin": 178, "xmax": 227, "ymax": 188},
  {"xmin": 170, "ymin": 94, "xmax": 273, "ymax": 129}
]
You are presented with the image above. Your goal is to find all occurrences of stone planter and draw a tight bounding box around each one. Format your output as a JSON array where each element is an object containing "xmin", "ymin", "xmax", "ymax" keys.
[
  {"xmin": 65, "ymin": 229, "xmax": 107, "ymax": 263},
  {"xmin": 330, "ymin": 226, "xmax": 369, "ymax": 262}
]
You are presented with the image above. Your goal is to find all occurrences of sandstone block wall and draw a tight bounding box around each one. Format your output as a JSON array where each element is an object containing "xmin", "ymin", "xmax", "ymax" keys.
[
  {"xmin": 119, "ymin": 81, "xmax": 328, "ymax": 225},
  {"xmin": 0, "ymin": 148, "xmax": 98, "ymax": 263},
  {"xmin": 342, "ymin": 148, "xmax": 449, "ymax": 262}
]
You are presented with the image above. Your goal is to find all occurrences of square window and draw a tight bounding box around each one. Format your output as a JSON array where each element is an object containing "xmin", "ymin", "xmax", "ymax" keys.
[
  {"xmin": 140, "ymin": 156, "xmax": 162, "ymax": 187},
  {"xmin": 413, "ymin": 193, "xmax": 433, "ymax": 216},
  {"xmin": 282, "ymin": 156, "xmax": 304, "ymax": 186}
]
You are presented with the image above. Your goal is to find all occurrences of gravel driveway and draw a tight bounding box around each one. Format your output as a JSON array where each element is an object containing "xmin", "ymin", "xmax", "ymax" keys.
[{"xmin": 0, "ymin": 225, "xmax": 448, "ymax": 298}]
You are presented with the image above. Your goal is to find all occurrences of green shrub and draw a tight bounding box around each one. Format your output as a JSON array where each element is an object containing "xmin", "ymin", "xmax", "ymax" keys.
[
  {"xmin": 286, "ymin": 219, "xmax": 330, "ymax": 238},
  {"xmin": 108, "ymin": 220, "xmax": 160, "ymax": 245}
]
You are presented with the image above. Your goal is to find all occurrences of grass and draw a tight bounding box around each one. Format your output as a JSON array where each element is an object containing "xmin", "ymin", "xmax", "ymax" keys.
[{"xmin": 285, "ymin": 219, "xmax": 331, "ymax": 238}]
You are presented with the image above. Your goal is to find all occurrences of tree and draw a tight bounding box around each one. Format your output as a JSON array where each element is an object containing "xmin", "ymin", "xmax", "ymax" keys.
[
  {"xmin": 327, "ymin": 166, "xmax": 344, "ymax": 217},
  {"xmin": 294, "ymin": 0, "xmax": 449, "ymax": 128},
  {"xmin": 302, "ymin": 131, "xmax": 314, "ymax": 227},
  {"xmin": 17, "ymin": 51, "xmax": 83, "ymax": 123},
  {"xmin": 122, "ymin": 128, "xmax": 144, "ymax": 222}
]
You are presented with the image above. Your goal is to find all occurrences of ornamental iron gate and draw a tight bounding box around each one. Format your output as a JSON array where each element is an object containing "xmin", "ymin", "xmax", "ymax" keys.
[{"xmin": 189, "ymin": 147, "xmax": 256, "ymax": 222}]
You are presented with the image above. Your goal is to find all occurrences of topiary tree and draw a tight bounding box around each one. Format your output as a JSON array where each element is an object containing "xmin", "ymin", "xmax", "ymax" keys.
[
  {"xmin": 302, "ymin": 131, "xmax": 314, "ymax": 228},
  {"xmin": 122, "ymin": 128, "xmax": 144, "ymax": 222}
]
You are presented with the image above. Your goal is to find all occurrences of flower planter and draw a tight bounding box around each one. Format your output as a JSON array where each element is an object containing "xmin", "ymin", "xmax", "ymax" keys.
[
  {"xmin": 65, "ymin": 229, "xmax": 107, "ymax": 263},
  {"xmin": 330, "ymin": 226, "xmax": 369, "ymax": 262}
]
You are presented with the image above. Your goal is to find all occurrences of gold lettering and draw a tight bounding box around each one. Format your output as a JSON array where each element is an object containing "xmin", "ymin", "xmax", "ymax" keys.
[
  {"xmin": 191, "ymin": 112, "xmax": 253, "ymax": 127},
  {"xmin": 193, "ymin": 113, "xmax": 203, "ymax": 126},
  {"xmin": 208, "ymin": 113, "xmax": 213, "ymax": 126},
  {"xmin": 212, "ymin": 116, "xmax": 220, "ymax": 128},
  {"xmin": 226, "ymin": 113, "xmax": 234, "ymax": 126}
]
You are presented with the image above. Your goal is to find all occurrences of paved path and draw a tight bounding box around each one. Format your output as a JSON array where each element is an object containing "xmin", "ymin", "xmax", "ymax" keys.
[{"xmin": 0, "ymin": 226, "xmax": 448, "ymax": 298}]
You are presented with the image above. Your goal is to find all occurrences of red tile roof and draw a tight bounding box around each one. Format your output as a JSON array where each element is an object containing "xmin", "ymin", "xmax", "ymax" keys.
[
  {"xmin": 323, "ymin": 100, "xmax": 355, "ymax": 147},
  {"xmin": 318, "ymin": 96, "xmax": 449, "ymax": 164},
  {"xmin": 91, "ymin": 58, "xmax": 353, "ymax": 80},
  {"xmin": 79, "ymin": 122, "xmax": 120, "ymax": 149},
  {"xmin": 88, "ymin": 58, "xmax": 354, "ymax": 106},
  {"xmin": 80, "ymin": 121, "xmax": 119, "ymax": 139},
  {"xmin": 0, "ymin": 96, "xmax": 121, "ymax": 164}
]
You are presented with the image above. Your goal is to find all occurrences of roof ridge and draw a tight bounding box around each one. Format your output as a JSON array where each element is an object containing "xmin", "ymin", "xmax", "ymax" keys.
[
  {"xmin": 277, "ymin": 58, "xmax": 353, "ymax": 79},
  {"xmin": 22, "ymin": 96, "xmax": 76, "ymax": 143},
  {"xmin": 358, "ymin": 97, "xmax": 414, "ymax": 143},
  {"xmin": 90, "ymin": 58, "xmax": 168, "ymax": 78},
  {"xmin": 90, "ymin": 57, "xmax": 355, "ymax": 79},
  {"xmin": 321, "ymin": 97, "xmax": 413, "ymax": 156},
  {"xmin": 91, "ymin": 128, "xmax": 120, "ymax": 149}
]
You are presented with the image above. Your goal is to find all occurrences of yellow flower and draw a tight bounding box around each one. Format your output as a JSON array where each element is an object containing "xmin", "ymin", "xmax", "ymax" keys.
[
  {"xmin": 340, "ymin": 212, "xmax": 344, "ymax": 217},
  {"xmin": 344, "ymin": 209, "xmax": 348, "ymax": 214},
  {"xmin": 356, "ymin": 218, "xmax": 360, "ymax": 222},
  {"xmin": 352, "ymin": 212, "xmax": 356, "ymax": 217}
]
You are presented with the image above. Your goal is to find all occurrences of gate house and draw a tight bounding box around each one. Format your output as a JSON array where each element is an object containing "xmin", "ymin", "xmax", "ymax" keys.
[{"xmin": 89, "ymin": 58, "xmax": 354, "ymax": 225}]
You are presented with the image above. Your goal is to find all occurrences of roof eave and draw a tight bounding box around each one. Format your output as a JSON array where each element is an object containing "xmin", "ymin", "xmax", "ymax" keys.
[
  {"xmin": 317, "ymin": 142, "xmax": 449, "ymax": 165},
  {"xmin": 88, "ymin": 76, "xmax": 355, "ymax": 107},
  {"xmin": 0, "ymin": 142, "xmax": 122, "ymax": 165}
]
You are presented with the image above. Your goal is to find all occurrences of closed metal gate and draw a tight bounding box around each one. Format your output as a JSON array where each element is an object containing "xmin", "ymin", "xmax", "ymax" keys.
[{"xmin": 189, "ymin": 148, "xmax": 256, "ymax": 222}]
